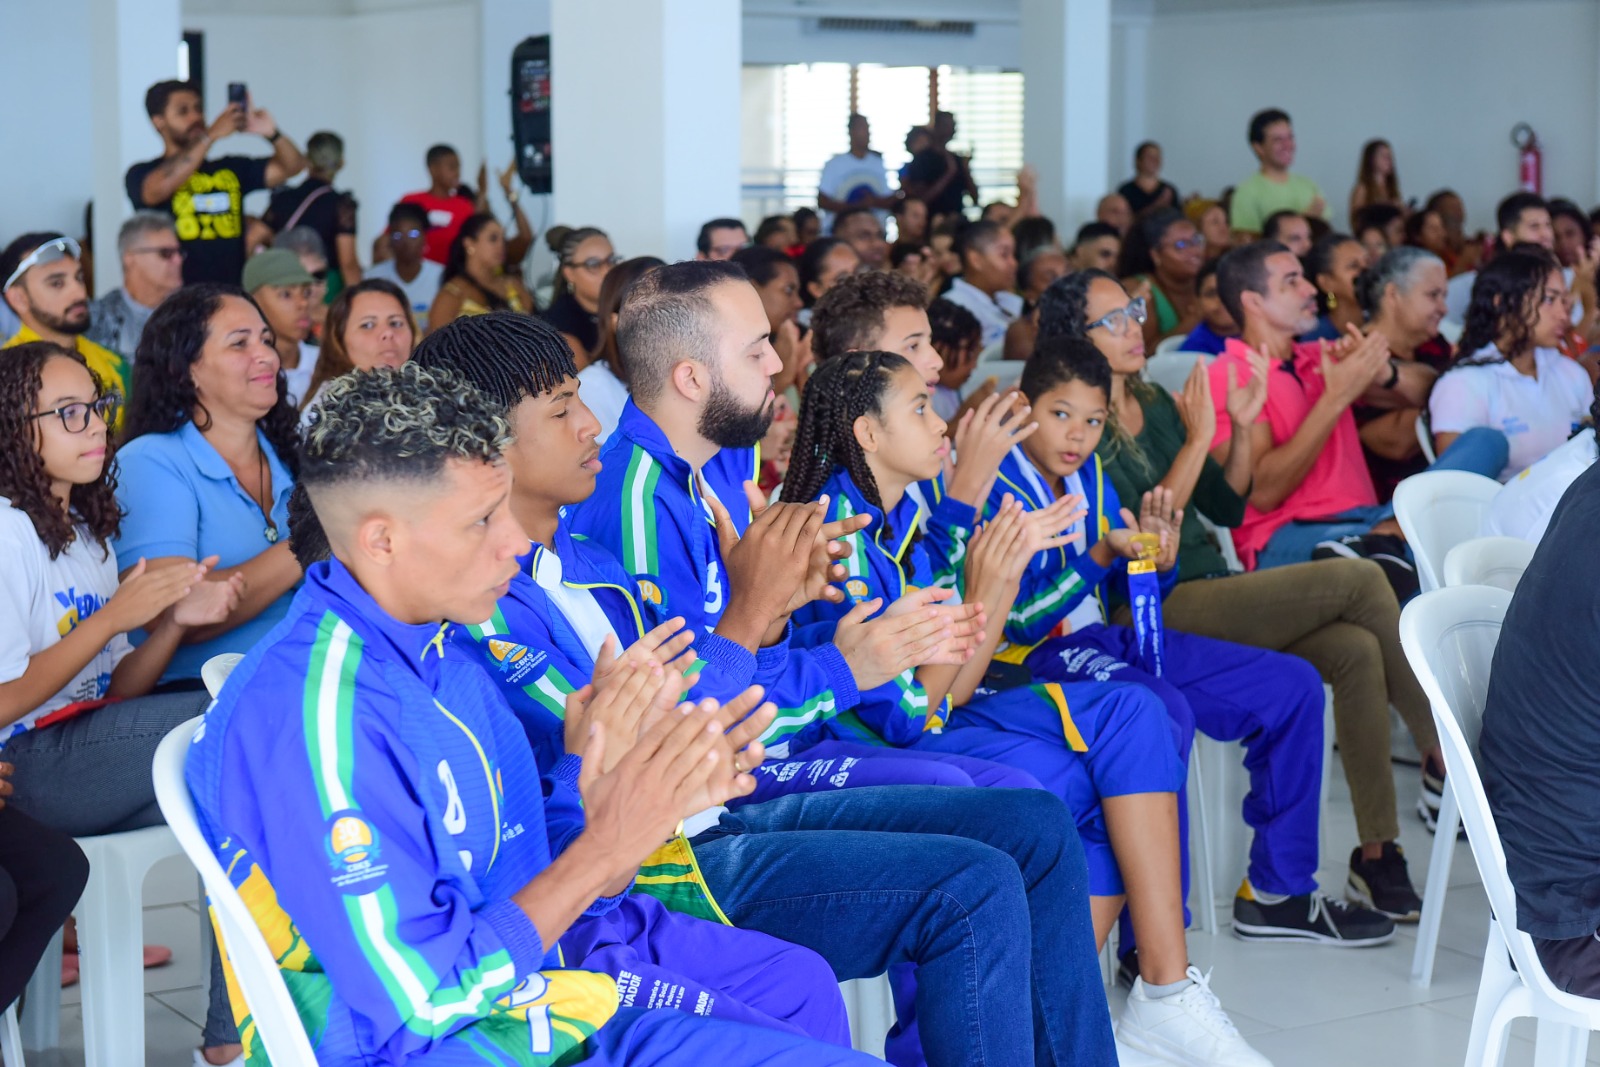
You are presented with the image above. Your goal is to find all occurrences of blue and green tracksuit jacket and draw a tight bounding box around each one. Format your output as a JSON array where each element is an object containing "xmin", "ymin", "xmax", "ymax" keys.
[{"xmin": 567, "ymin": 401, "xmax": 860, "ymax": 753}]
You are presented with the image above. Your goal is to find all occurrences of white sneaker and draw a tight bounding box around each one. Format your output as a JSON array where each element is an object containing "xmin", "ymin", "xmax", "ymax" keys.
[{"xmin": 1115, "ymin": 966, "xmax": 1273, "ymax": 1067}]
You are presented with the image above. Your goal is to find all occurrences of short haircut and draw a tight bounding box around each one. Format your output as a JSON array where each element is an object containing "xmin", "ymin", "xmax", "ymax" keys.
[
  {"xmin": 848, "ymin": 112, "xmax": 867, "ymax": 129},
  {"xmin": 388, "ymin": 201, "xmax": 430, "ymax": 231},
  {"xmin": 1497, "ymin": 191, "xmax": 1548, "ymax": 234},
  {"xmin": 831, "ymin": 205, "xmax": 878, "ymax": 236},
  {"xmin": 956, "ymin": 219, "xmax": 1006, "ymax": 261},
  {"xmin": 144, "ymin": 80, "xmax": 198, "ymax": 118},
  {"xmin": 1262, "ymin": 211, "xmax": 1304, "ymax": 242},
  {"xmin": 887, "ymin": 241, "xmax": 924, "ymax": 270},
  {"xmin": 426, "ymin": 144, "xmax": 458, "ymax": 166},
  {"xmin": 117, "ymin": 212, "xmax": 176, "ymax": 257},
  {"xmin": 753, "ymin": 215, "xmax": 794, "ymax": 246},
  {"xmin": 1073, "ymin": 221, "xmax": 1120, "ymax": 249},
  {"xmin": 1357, "ymin": 245, "xmax": 1443, "ymax": 317},
  {"xmin": 300, "ymin": 362, "xmax": 511, "ymax": 498},
  {"xmin": 1134, "ymin": 140, "xmax": 1159, "ymax": 162},
  {"xmin": 810, "ymin": 269, "xmax": 929, "ymax": 363},
  {"xmin": 1216, "ymin": 239, "xmax": 1291, "ymax": 325},
  {"xmin": 273, "ymin": 226, "xmax": 327, "ymax": 260},
  {"xmin": 1011, "ymin": 216, "xmax": 1058, "ymax": 264},
  {"xmin": 1248, "ymin": 108, "xmax": 1291, "ymax": 146},
  {"xmin": 1020, "ymin": 334, "xmax": 1112, "ymax": 403},
  {"xmin": 306, "ymin": 131, "xmax": 344, "ymax": 171},
  {"xmin": 411, "ymin": 310, "xmax": 578, "ymax": 410},
  {"xmin": 696, "ymin": 218, "xmax": 747, "ymax": 256},
  {"xmin": 1352, "ymin": 202, "xmax": 1404, "ymax": 238},
  {"xmin": 730, "ymin": 244, "xmax": 795, "ymax": 288},
  {"xmin": 616, "ymin": 260, "xmax": 748, "ymax": 403},
  {"xmin": 928, "ymin": 298, "xmax": 981, "ymax": 351}
]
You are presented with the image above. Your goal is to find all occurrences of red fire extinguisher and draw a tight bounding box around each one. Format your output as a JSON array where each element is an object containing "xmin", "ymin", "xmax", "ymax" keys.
[{"xmin": 1512, "ymin": 123, "xmax": 1542, "ymax": 195}]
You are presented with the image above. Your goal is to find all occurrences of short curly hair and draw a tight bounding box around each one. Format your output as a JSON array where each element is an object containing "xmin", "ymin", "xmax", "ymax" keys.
[
  {"xmin": 809, "ymin": 269, "xmax": 929, "ymax": 363},
  {"xmin": 299, "ymin": 362, "xmax": 513, "ymax": 493}
]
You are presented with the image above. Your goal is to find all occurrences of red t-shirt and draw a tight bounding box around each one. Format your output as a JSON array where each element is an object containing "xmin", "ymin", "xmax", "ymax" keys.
[{"xmin": 399, "ymin": 190, "xmax": 476, "ymax": 265}]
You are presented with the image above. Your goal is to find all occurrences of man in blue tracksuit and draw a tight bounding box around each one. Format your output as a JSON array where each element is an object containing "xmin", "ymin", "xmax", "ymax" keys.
[{"xmin": 186, "ymin": 362, "xmax": 878, "ymax": 1066}]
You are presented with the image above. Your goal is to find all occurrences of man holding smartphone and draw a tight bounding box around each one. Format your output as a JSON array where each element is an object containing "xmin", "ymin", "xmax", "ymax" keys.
[{"xmin": 126, "ymin": 80, "xmax": 306, "ymax": 286}]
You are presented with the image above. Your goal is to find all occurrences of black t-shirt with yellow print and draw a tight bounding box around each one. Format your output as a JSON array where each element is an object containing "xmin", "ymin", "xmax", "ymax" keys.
[{"xmin": 125, "ymin": 154, "xmax": 270, "ymax": 286}]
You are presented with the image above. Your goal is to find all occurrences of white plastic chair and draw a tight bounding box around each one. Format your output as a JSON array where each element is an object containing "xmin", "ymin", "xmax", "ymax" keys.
[
  {"xmin": 1399, "ymin": 586, "xmax": 1600, "ymax": 1064},
  {"xmin": 1444, "ymin": 537, "xmax": 1537, "ymax": 593},
  {"xmin": 153, "ymin": 717, "xmax": 318, "ymax": 1065},
  {"xmin": 1153, "ymin": 333, "xmax": 1189, "ymax": 356},
  {"xmin": 1142, "ymin": 351, "xmax": 1212, "ymax": 397},
  {"xmin": 838, "ymin": 976, "xmax": 895, "ymax": 1057},
  {"xmin": 2, "ymin": 1002, "xmax": 22, "ymax": 1066},
  {"xmin": 201, "ymin": 653, "xmax": 244, "ymax": 699},
  {"xmin": 1393, "ymin": 470, "xmax": 1502, "ymax": 593}
]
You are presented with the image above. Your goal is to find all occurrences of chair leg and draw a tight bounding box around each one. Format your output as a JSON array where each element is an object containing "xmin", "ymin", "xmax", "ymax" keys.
[
  {"xmin": 1411, "ymin": 781, "xmax": 1460, "ymax": 987},
  {"xmin": 1532, "ymin": 1019, "xmax": 1590, "ymax": 1067},
  {"xmin": 17, "ymin": 930, "xmax": 60, "ymax": 1053},
  {"xmin": 2, "ymin": 1002, "xmax": 24, "ymax": 1067},
  {"xmin": 75, "ymin": 842, "xmax": 150, "ymax": 1067},
  {"xmin": 1187, "ymin": 752, "xmax": 1216, "ymax": 935},
  {"xmin": 1465, "ymin": 921, "xmax": 1521, "ymax": 1067}
]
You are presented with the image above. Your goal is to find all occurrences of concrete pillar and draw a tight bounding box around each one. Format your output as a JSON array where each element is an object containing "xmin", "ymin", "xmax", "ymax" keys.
[
  {"xmin": 551, "ymin": 0, "xmax": 741, "ymax": 260},
  {"xmin": 1020, "ymin": 0, "xmax": 1111, "ymax": 229},
  {"xmin": 1113, "ymin": 1, "xmax": 1153, "ymax": 189}
]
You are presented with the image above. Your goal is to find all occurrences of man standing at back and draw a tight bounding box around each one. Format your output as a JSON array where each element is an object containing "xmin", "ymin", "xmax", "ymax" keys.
[
  {"xmin": 1229, "ymin": 109, "xmax": 1325, "ymax": 240},
  {"xmin": 266, "ymin": 130, "xmax": 362, "ymax": 292},
  {"xmin": 401, "ymin": 145, "xmax": 481, "ymax": 265},
  {"xmin": 126, "ymin": 80, "xmax": 306, "ymax": 285},
  {"xmin": 817, "ymin": 114, "xmax": 898, "ymax": 234},
  {"xmin": 900, "ymin": 111, "xmax": 978, "ymax": 224}
]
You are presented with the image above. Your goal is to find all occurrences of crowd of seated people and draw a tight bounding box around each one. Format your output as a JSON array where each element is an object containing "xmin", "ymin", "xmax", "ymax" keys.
[{"xmin": 6, "ymin": 78, "xmax": 1600, "ymax": 1067}]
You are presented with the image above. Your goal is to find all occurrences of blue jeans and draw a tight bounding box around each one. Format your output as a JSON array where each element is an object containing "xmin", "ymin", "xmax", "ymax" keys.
[
  {"xmin": 690, "ymin": 786, "xmax": 1115, "ymax": 1067},
  {"xmin": 1255, "ymin": 426, "xmax": 1509, "ymax": 569}
]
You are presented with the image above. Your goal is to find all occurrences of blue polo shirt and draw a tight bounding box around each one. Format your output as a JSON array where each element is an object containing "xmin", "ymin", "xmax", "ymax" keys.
[{"xmin": 112, "ymin": 421, "xmax": 298, "ymax": 683}]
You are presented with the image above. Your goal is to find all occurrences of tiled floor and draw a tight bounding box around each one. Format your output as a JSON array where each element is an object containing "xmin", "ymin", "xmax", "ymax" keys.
[{"xmin": 12, "ymin": 756, "xmax": 1591, "ymax": 1066}]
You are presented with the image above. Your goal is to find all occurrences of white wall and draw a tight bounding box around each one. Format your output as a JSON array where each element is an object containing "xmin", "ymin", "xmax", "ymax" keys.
[
  {"xmin": 0, "ymin": 0, "xmax": 94, "ymax": 237},
  {"xmin": 1139, "ymin": 0, "xmax": 1600, "ymax": 232},
  {"xmin": 743, "ymin": 13, "xmax": 1020, "ymax": 67}
]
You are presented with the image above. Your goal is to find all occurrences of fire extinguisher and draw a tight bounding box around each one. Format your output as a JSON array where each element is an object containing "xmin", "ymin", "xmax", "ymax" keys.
[{"xmin": 1512, "ymin": 123, "xmax": 1542, "ymax": 195}]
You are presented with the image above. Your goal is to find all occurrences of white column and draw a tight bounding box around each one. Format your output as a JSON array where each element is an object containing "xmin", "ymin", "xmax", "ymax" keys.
[
  {"xmin": 89, "ymin": 0, "xmax": 181, "ymax": 293},
  {"xmin": 1113, "ymin": 3, "xmax": 1153, "ymax": 185},
  {"xmin": 552, "ymin": 0, "xmax": 741, "ymax": 260},
  {"xmin": 1021, "ymin": 0, "xmax": 1111, "ymax": 229}
]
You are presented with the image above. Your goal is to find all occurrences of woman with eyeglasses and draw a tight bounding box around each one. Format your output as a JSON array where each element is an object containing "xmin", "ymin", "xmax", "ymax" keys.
[
  {"xmin": 1117, "ymin": 208, "xmax": 1207, "ymax": 353},
  {"xmin": 298, "ymin": 278, "xmax": 417, "ymax": 425},
  {"xmin": 542, "ymin": 226, "xmax": 615, "ymax": 366},
  {"xmin": 426, "ymin": 212, "xmax": 537, "ymax": 334},
  {"xmin": 1040, "ymin": 269, "xmax": 1437, "ymax": 925},
  {"xmin": 0, "ymin": 340, "xmax": 247, "ymax": 1063}
]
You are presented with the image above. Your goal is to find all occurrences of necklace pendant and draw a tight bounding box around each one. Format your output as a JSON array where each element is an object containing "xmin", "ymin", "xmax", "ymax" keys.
[{"xmin": 265, "ymin": 525, "xmax": 280, "ymax": 544}]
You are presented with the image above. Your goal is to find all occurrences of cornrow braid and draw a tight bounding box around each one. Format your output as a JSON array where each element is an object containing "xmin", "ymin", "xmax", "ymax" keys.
[
  {"xmin": 411, "ymin": 310, "xmax": 578, "ymax": 409},
  {"xmin": 781, "ymin": 350, "xmax": 912, "ymax": 536}
]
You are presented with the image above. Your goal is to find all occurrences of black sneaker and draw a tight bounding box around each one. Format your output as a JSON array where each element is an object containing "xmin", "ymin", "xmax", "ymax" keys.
[
  {"xmin": 1418, "ymin": 759, "xmax": 1466, "ymax": 837},
  {"xmin": 1232, "ymin": 882, "xmax": 1396, "ymax": 945},
  {"xmin": 1347, "ymin": 843, "xmax": 1423, "ymax": 922},
  {"xmin": 1116, "ymin": 947, "xmax": 1138, "ymax": 991},
  {"xmin": 1312, "ymin": 533, "xmax": 1419, "ymax": 602}
]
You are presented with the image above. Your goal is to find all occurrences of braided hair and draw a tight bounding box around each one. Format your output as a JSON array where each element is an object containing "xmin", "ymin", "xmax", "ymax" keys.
[
  {"xmin": 410, "ymin": 309, "xmax": 578, "ymax": 410},
  {"xmin": 781, "ymin": 350, "xmax": 913, "ymax": 535}
]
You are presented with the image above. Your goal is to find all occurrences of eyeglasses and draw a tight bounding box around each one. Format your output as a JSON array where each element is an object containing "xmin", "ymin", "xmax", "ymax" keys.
[
  {"xmin": 1167, "ymin": 235, "xmax": 1207, "ymax": 252},
  {"xmin": 567, "ymin": 254, "xmax": 623, "ymax": 272},
  {"xmin": 4, "ymin": 236, "xmax": 81, "ymax": 291},
  {"xmin": 1084, "ymin": 296, "xmax": 1148, "ymax": 336},
  {"xmin": 390, "ymin": 229, "xmax": 424, "ymax": 240},
  {"xmin": 131, "ymin": 246, "xmax": 185, "ymax": 261},
  {"xmin": 28, "ymin": 394, "xmax": 120, "ymax": 434}
]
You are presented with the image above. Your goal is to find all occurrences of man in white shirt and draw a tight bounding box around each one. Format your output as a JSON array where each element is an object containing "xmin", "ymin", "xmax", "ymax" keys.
[
  {"xmin": 1483, "ymin": 425, "xmax": 1598, "ymax": 543},
  {"xmin": 817, "ymin": 114, "xmax": 898, "ymax": 233},
  {"xmin": 940, "ymin": 220, "xmax": 1022, "ymax": 349},
  {"xmin": 365, "ymin": 203, "xmax": 444, "ymax": 332}
]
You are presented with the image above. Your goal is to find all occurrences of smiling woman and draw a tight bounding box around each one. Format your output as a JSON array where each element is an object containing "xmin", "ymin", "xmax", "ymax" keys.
[{"xmin": 299, "ymin": 278, "xmax": 418, "ymax": 424}]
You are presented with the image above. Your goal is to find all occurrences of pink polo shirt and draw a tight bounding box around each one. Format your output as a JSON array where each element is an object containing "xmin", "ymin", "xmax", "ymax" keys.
[{"xmin": 1209, "ymin": 337, "xmax": 1378, "ymax": 567}]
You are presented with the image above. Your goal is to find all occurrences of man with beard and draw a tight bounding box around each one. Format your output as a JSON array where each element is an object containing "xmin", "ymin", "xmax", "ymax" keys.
[
  {"xmin": 126, "ymin": 80, "xmax": 306, "ymax": 285},
  {"xmin": 1, "ymin": 233, "xmax": 129, "ymax": 428}
]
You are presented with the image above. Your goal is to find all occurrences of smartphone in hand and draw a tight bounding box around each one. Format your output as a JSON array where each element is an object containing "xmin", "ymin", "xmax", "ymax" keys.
[{"xmin": 227, "ymin": 82, "xmax": 248, "ymax": 111}]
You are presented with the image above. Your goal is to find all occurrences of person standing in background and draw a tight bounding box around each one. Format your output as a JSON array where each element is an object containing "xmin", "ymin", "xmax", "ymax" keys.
[
  {"xmin": 264, "ymin": 130, "xmax": 361, "ymax": 295},
  {"xmin": 1229, "ymin": 109, "xmax": 1326, "ymax": 239},
  {"xmin": 1348, "ymin": 139, "xmax": 1403, "ymax": 222},
  {"xmin": 817, "ymin": 113, "xmax": 899, "ymax": 233},
  {"xmin": 1117, "ymin": 142, "xmax": 1180, "ymax": 220}
]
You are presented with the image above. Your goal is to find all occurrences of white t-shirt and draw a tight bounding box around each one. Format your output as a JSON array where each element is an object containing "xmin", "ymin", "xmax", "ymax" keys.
[
  {"xmin": 1428, "ymin": 346, "xmax": 1592, "ymax": 481},
  {"xmin": 0, "ymin": 498, "xmax": 130, "ymax": 741},
  {"xmin": 283, "ymin": 342, "xmax": 318, "ymax": 408},
  {"xmin": 1482, "ymin": 428, "xmax": 1597, "ymax": 543},
  {"xmin": 942, "ymin": 277, "xmax": 1024, "ymax": 350},
  {"xmin": 533, "ymin": 548, "xmax": 619, "ymax": 663},
  {"xmin": 578, "ymin": 361, "xmax": 631, "ymax": 445},
  {"xmin": 367, "ymin": 258, "xmax": 445, "ymax": 333},
  {"xmin": 818, "ymin": 150, "xmax": 892, "ymax": 232}
]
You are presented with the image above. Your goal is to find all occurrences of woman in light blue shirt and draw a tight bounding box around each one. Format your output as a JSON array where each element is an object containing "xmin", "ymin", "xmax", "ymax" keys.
[{"xmin": 116, "ymin": 284, "xmax": 304, "ymax": 687}]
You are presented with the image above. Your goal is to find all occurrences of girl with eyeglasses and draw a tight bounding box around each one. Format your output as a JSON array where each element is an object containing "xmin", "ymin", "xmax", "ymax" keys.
[
  {"xmin": 1117, "ymin": 208, "xmax": 1208, "ymax": 354},
  {"xmin": 0, "ymin": 341, "xmax": 246, "ymax": 1062},
  {"xmin": 542, "ymin": 226, "xmax": 616, "ymax": 366}
]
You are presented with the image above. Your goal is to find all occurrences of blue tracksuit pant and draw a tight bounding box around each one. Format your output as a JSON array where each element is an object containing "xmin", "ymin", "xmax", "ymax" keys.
[{"xmin": 739, "ymin": 738, "xmax": 1043, "ymax": 806}]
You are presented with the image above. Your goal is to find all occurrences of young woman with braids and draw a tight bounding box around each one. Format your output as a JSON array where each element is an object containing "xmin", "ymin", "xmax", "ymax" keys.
[
  {"xmin": 1045, "ymin": 267, "xmax": 1437, "ymax": 925},
  {"xmin": 426, "ymin": 212, "xmax": 537, "ymax": 334},
  {"xmin": 115, "ymin": 284, "xmax": 305, "ymax": 690},
  {"xmin": 0, "ymin": 340, "xmax": 245, "ymax": 1063},
  {"xmin": 778, "ymin": 347, "xmax": 1278, "ymax": 1066},
  {"xmin": 1429, "ymin": 246, "xmax": 1592, "ymax": 480},
  {"xmin": 298, "ymin": 277, "xmax": 417, "ymax": 424}
]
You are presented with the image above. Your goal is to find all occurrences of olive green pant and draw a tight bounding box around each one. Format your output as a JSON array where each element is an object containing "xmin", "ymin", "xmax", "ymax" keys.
[{"xmin": 1111, "ymin": 557, "xmax": 1434, "ymax": 846}]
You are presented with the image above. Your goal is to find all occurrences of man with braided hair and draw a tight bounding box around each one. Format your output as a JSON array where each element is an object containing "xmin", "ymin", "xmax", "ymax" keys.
[{"xmin": 186, "ymin": 361, "xmax": 881, "ymax": 1066}]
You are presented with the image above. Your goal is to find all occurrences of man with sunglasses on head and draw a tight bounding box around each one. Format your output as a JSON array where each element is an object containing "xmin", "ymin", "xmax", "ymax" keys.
[
  {"xmin": 366, "ymin": 202, "xmax": 444, "ymax": 332},
  {"xmin": 86, "ymin": 213, "xmax": 186, "ymax": 362},
  {"xmin": 1, "ymin": 233, "xmax": 129, "ymax": 428}
]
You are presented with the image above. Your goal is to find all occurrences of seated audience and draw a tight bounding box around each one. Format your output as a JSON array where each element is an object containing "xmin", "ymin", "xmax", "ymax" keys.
[
  {"xmin": 1230, "ymin": 109, "xmax": 1325, "ymax": 238},
  {"xmin": 1445, "ymin": 192, "xmax": 1555, "ymax": 324},
  {"xmin": 577, "ymin": 256, "xmax": 664, "ymax": 444},
  {"xmin": 264, "ymin": 130, "xmax": 361, "ymax": 292},
  {"xmin": 928, "ymin": 297, "xmax": 983, "ymax": 419},
  {"xmin": 792, "ymin": 206, "xmax": 821, "ymax": 247},
  {"xmin": 1186, "ymin": 198, "xmax": 1232, "ymax": 261},
  {"xmin": 1481, "ymin": 401, "xmax": 1597, "ymax": 544},
  {"xmin": 1262, "ymin": 210, "xmax": 1312, "ymax": 259},
  {"xmin": 1404, "ymin": 208, "xmax": 1451, "ymax": 262},
  {"xmin": 366, "ymin": 202, "xmax": 444, "ymax": 331},
  {"xmin": 832, "ymin": 205, "xmax": 890, "ymax": 271},
  {"xmin": 1002, "ymin": 246, "xmax": 1071, "ymax": 363},
  {"xmin": 1011, "ymin": 215, "xmax": 1058, "ymax": 268},
  {"xmin": 1549, "ymin": 197, "xmax": 1595, "ymax": 272},
  {"xmin": 1348, "ymin": 139, "xmax": 1402, "ymax": 222},
  {"xmin": 1118, "ymin": 141, "xmax": 1180, "ymax": 219},
  {"xmin": 1, "ymin": 234, "xmax": 128, "ymax": 426},
  {"xmin": 1179, "ymin": 259, "xmax": 1239, "ymax": 355},
  {"xmin": 1071, "ymin": 221, "xmax": 1122, "ymax": 272},
  {"xmin": 731, "ymin": 245, "xmax": 807, "ymax": 485},
  {"xmin": 889, "ymin": 241, "xmax": 942, "ymax": 301},
  {"xmin": 87, "ymin": 212, "xmax": 185, "ymax": 361},
  {"xmin": 696, "ymin": 218, "xmax": 749, "ymax": 262},
  {"xmin": 1353, "ymin": 203, "xmax": 1405, "ymax": 263},
  {"xmin": 797, "ymin": 237, "xmax": 863, "ymax": 330},
  {"xmin": 754, "ymin": 214, "xmax": 797, "ymax": 250},
  {"xmin": 817, "ymin": 113, "xmax": 897, "ymax": 233},
  {"xmin": 429, "ymin": 213, "xmax": 537, "ymax": 332},
  {"xmin": 941, "ymin": 220, "xmax": 1021, "ymax": 349},
  {"xmin": 272, "ymin": 225, "xmax": 332, "ymax": 338},
  {"xmin": 299, "ymin": 278, "xmax": 416, "ymax": 422},
  {"xmin": 116, "ymin": 284, "xmax": 305, "ymax": 688},
  {"xmin": 1097, "ymin": 192, "xmax": 1134, "ymax": 236},
  {"xmin": 243, "ymin": 249, "xmax": 318, "ymax": 404},
  {"xmin": 1119, "ymin": 208, "xmax": 1206, "ymax": 351},
  {"xmin": 1301, "ymin": 232, "xmax": 1369, "ymax": 342},
  {"xmin": 0, "ymin": 766, "xmax": 87, "ymax": 1018},
  {"xmin": 127, "ymin": 79, "xmax": 305, "ymax": 285},
  {"xmin": 892, "ymin": 195, "xmax": 929, "ymax": 246},
  {"xmin": 543, "ymin": 226, "xmax": 616, "ymax": 365},
  {"xmin": 1425, "ymin": 189, "xmax": 1479, "ymax": 275},
  {"xmin": 1431, "ymin": 247, "xmax": 1592, "ymax": 481}
]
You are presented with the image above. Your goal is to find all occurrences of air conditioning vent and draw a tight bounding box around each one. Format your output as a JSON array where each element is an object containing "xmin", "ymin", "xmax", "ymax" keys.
[{"xmin": 815, "ymin": 17, "xmax": 976, "ymax": 35}]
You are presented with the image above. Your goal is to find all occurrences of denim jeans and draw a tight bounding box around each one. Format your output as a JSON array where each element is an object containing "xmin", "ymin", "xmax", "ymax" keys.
[
  {"xmin": 1255, "ymin": 426, "xmax": 1509, "ymax": 569},
  {"xmin": 690, "ymin": 786, "xmax": 1115, "ymax": 1067}
]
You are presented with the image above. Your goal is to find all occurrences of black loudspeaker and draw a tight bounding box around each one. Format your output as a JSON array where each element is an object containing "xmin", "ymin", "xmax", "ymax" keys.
[{"xmin": 511, "ymin": 35, "xmax": 552, "ymax": 195}]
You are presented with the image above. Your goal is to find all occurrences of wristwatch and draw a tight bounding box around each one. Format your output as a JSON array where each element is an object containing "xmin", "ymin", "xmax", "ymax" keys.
[
  {"xmin": 266, "ymin": 128, "xmax": 282, "ymax": 143},
  {"xmin": 1382, "ymin": 360, "xmax": 1400, "ymax": 390}
]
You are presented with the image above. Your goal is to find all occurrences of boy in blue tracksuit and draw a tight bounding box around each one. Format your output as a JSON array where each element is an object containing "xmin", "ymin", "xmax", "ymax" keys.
[
  {"xmin": 186, "ymin": 362, "xmax": 876, "ymax": 1067},
  {"xmin": 991, "ymin": 334, "xmax": 1394, "ymax": 945}
]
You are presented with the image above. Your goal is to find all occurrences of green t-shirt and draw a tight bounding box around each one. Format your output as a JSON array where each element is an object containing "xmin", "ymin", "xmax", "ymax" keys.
[{"xmin": 1228, "ymin": 171, "xmax": 1323, "ymax": 234}]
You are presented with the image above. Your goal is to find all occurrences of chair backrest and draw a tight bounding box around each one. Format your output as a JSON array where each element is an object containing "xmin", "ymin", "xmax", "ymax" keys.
[
  {"xmin": 1398, "ymin": 587, "xmax": 1598, "ymax": 1014},
  {"xmin": 1392, "ymin": 470, "xmax": 1502, "ymax": 592},
  {"xmin": 1143, "ymin": 351, "xmax": 1211, "ymax": 396},
  {"xmin": 201, "ymin": 653, "xmax": 245, "ymax": 699},
  {"xmin": 1443, "ymin": 536, "xmax": 1536, "ymax": 592},
  {"xmin": 1154, "ymin": 333, "xmax": 1189, "ymax": 356},
  {"xmin": 153, "ymin": 718, "xmax": 319, "ymax": 1064}
]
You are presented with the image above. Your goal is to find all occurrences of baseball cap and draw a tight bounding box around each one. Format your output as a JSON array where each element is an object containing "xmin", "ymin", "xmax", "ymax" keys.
[{"xmin": 242, "ymin": 248, "xmax": 314, "ymax": 292}]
